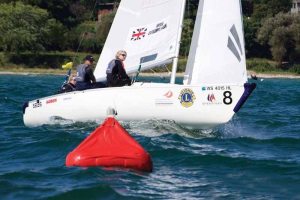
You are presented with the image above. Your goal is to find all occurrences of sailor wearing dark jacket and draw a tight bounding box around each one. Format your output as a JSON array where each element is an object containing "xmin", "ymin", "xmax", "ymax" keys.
[
  {"xmin": 75, "ymin": 55, "xmax": 97, "ymax": 90},
  {"xmin": 106, "ymin": 50, "xmax": 131, "ymax": 87},
  {"xmin": 59, "ymin": 75, "xmax": 76, "ymax": 93}
]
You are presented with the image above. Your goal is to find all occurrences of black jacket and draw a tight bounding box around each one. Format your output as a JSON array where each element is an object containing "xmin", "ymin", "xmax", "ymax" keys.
[{"xmin": 106, "ymin": 59, "xmax": 131, "ymax": 87}]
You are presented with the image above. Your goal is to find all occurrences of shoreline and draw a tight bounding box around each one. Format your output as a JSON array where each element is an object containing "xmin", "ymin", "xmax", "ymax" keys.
[
  {"xmin": 249, "ymin": 73, "xmax": 300, "ymax": 79},
  {"xmin": 0, "ymin": 70, "xmax": 299, "ymax": 79},
  {"xmin": 246, "ymin": 70, "xmax": 300, "ymax": 79},
  {"xmin": 140, "ymin": 72, "xmax": 300, "ymax": 79}
]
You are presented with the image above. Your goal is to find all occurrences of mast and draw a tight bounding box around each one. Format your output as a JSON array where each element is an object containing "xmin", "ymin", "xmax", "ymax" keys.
[{"xmin": 170, "ymin": 0, "xmax": 187, "ymax": 84}]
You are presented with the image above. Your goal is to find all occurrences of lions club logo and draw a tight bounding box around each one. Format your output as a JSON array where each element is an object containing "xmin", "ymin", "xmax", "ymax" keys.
[{"xmin": 178, "ymin": 88, "xmax": 196, "ymax": 108}]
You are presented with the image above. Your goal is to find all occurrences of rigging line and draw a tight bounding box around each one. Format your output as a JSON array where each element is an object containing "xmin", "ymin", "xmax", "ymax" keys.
[
  {"xmin": 63, "ymin": 1, "xmax": 98, "ymax": 87},
  {"xmin": 186, "ymin": 0, "xmax": 190, "ymax": 58},
  {"xmin": 72, "ymin": 0, "xmax": 98, "ymax": 65},
  {"xmin": 149, "ymin": 66, "xmax": 168, "ymax": 80}
]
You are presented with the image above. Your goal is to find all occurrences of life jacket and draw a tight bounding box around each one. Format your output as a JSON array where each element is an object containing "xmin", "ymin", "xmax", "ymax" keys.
[
  {"xmin": 106, "ymin": 59, "xmax": 116, "ymax": 75},
  {"xmin": 106, "ymin": 59, "xmax": 130, "ymax": 87},
  {"xmin": 76, "ymin": 64, "xmax": 88, "ymax": 82}
]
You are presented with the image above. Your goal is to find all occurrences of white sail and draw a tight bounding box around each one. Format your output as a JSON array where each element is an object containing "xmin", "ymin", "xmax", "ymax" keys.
[
  {"xmin": 184, "ymin": 0, "xmax": 247, "ymax": 85},
  {"xmin": 94, "ymin": 0, "xmax": 185, "ymax": 81}
]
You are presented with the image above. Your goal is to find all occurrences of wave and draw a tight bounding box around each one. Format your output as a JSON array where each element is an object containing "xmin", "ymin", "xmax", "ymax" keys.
[{"xmin": 45, "ymin": 185, "xmax": 128, "ymax": 200}]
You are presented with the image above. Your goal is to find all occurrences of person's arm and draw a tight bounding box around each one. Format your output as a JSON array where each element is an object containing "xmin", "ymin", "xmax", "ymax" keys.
[
  {"xmin": 85, "ymin": 66, "xmax": 96, "ymax": 83},
  {"xmin": 119, "ymin": 64, "xmax": 131, "ymax": 86},
  {"xmin": 116, "ymin": 60, "xmax": 130, "ymax": 79}
]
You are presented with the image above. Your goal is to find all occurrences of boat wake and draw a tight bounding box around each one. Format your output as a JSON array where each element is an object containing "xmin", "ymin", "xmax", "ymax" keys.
[
  {"xmin": 49, "ymin": 116, "xmax": 75, "ymax": 126},
  {"xmin": 218, "ymin": 116, "xmax": 268, "ymax": 140},
  {"xmin": 47, "ymin": 116, "xmax": 245, "ymax": 140},
  {"xmin": 123, "ymin": 119, "xmax": 219, "ymax": 139}
]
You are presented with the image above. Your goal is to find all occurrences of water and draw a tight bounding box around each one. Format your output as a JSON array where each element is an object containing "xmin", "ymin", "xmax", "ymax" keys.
[{"xmin": 0, "ymin": 74, "xmax": 299, "ymax": 199}]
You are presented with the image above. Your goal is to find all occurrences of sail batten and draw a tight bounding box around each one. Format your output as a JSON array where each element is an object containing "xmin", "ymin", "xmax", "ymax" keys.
[{"xmin": 94, "ymin": 0, "xmax": 185, "ymax": 81}]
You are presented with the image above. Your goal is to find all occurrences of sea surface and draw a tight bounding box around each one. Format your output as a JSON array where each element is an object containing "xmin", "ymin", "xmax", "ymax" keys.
[{"xmin": 0, "ymin": 74, "xmax": 299, "ymax": 200}]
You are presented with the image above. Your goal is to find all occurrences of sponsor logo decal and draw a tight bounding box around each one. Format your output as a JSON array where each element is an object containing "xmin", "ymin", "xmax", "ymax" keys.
[
  {"xmin": 33, "ymin": 100, "xmax": 42, "ymax": 108},
  {"xmin": 63, "ymin": 97, "xmax": 72, "ymax": 101},
  {"xmin": 202, "ymin": 93, "xmax": 222, "ymax": 105},
  {"xmin": 207, "ymin": 94, "xmax": 216, "ymax": 102},
  {"xmin": 46, "ymin": 98, "xmax": 57, "ymax": 104},
  {"xmin": 155, "ymin": 90, "xmax": 174, "ymax": 105},
  {"xmin": 178, "ymin": 88, "xmax": 196, "ymax": 108},
  {"xmin": 164, "ymin": 90, "xmax": 173, "ymax": 98}
]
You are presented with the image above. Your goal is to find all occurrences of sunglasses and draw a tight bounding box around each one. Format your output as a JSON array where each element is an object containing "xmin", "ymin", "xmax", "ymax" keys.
[{"xmin": 121, "ymin": 54, "xmax": 127, "ymax": 57}]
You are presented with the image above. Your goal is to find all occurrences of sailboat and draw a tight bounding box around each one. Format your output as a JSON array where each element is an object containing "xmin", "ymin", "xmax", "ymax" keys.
[{"xmin": 23, "ymin": 0, "xmax": 256, "ymax": 129}]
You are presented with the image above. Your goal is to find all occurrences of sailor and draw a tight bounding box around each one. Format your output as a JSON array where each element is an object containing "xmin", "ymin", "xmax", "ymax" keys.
[
  {"xmin": 251, "ymin": 74, "xmax": 258, "ymax": 80},
  {"xmin": 106, "ymin": 50, "xmax": 131, "ymax": 87},
  {"xmin": 75, "ymin": 55, "xmax": 99, "ymax": 90},
  {"xmin": 59, "ymin": 75, "xmax": 76, "ymax": 93}
]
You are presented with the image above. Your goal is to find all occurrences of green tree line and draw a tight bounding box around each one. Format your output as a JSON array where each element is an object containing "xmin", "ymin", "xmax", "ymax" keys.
[{"xmin": 0, "ymin": 0, "xmax": 299, "ymax": 72}]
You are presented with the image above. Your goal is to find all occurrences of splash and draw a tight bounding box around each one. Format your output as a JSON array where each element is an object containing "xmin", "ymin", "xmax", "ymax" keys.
[{"xmin": 123, "ymin": 119, "xmax": 219, "ymax": 139}]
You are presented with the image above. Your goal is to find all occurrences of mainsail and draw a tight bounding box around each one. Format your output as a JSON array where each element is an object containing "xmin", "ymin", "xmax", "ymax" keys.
[
  {"xmin": 94, "ymin": 0, "xmax": 185, "ymax": 81},
  {"xmin": 184, "ymin": 0, "xmax": 247, "ymax": 85}
]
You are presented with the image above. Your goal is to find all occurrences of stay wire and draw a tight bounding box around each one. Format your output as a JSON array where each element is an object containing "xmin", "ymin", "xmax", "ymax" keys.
[
  {"xmin": 72, "ymin": 0, "xmax": 98, "ymax": 65},
  {"xmin": 62, "ymin": 1, "xmax": 98, "ymax": 86}
]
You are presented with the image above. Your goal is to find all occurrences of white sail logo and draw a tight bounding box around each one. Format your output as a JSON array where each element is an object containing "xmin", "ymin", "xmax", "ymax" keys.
[{"xmin": 227, "ymin": 25, "xmax": 243, "ymax": 62}]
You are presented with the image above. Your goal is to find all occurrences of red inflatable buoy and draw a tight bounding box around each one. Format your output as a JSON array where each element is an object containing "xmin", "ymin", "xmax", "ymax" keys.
[{"xmin": 66, "ymin": 117, "xmax": 152, "ymax": 172}]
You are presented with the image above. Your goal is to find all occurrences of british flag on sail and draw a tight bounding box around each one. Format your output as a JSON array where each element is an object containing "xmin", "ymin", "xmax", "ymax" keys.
[{"xmin": 131, "ymin": 28, "xmax": 147, "ymax": 41}]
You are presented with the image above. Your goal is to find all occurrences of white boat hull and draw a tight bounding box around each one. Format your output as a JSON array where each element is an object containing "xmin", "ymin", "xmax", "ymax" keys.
[{"xmin": 23, "ymin": 83, "xmax": 249, "ymax": 129}]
